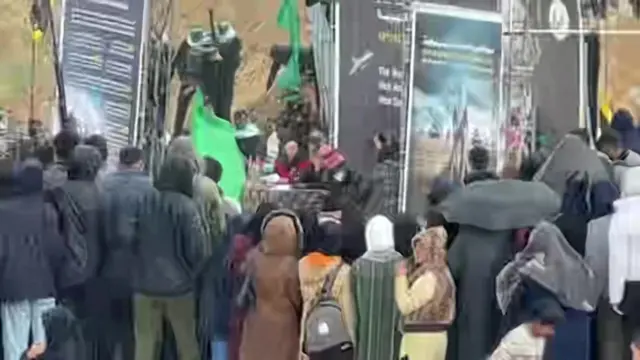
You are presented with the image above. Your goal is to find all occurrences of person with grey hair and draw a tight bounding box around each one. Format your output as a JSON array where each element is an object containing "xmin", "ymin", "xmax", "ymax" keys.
[{"xmin": 585, "ymin": 166, "xmax": 640, "ymax": 360}]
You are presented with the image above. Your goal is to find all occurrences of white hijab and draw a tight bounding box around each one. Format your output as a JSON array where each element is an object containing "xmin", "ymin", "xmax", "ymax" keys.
[{"xmin": 362, "ymin": 215, "xmax": 400, "ymax": 262}]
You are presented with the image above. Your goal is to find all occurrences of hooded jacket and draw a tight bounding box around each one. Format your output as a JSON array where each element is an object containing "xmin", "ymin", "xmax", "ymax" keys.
[
  {"xmin": 240, "ymin": 210, "xmax": 303, "ymax": 360},
  {"xmin": 353, "ymin": 215, "xmax": 402, "ymax": 360},
  {"xmin": 611, "ymin": 109, "xmax": 640, "ymax": 154},
  {"xmin": 0, "ymin": 160, "xmax": 64, "ymax": 301},
  {"xmin": 99, "ymin": 168, "xmax": 154, "ymax": 295},
  {"xmin": 167, "ymin": 136, "xmax": 225, "ymax": 250},
  {"xmin": 132, "ymin": 156, "xmax": 209, "ymax": 296},
  {"xmin": 52, "ymin": 145, "xmax": 104, "ymax": 288}
]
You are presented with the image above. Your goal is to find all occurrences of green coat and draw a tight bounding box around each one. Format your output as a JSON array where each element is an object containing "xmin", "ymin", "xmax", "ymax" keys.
[{"xmin": 352, "ymin": 253, "xmax": 403, "ymax": 360}]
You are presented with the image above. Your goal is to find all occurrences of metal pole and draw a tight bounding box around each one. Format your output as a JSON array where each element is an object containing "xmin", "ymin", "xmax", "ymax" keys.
[
  {"xmin": 44, "ymin": 0, "xmax": 69, "ymax": 129},
  {"xmin": 29, "ymin": 37, "xmax": 37, "ymax": 122},
  {"xmin": 503, "ymin": 28, "xmax": 640, "ymax": 34}
]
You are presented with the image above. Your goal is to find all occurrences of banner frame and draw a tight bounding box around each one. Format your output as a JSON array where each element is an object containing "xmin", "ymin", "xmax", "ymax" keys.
[{"xmin": 400, "ymin": 2, "xmax": 504, "ymax": 212}]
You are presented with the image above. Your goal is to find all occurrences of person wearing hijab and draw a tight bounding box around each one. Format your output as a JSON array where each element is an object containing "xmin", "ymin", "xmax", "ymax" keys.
[
  {"xmin": 299, "ymin": 217, "xmax": 355, "ymax": 359},
  {"xmin": 394, "ymin": 226, "xmax": 455, "ymax": 360},
  {"xmin": 239, "ymin": 210, "xmax": 303, "ymax": 360},
  {"xmin": 353, "ymin": 215, "xmax": 403, "ymax": 360},
  {"xmin": 275, "ymin": 141, "xmax": 312, "ymax": 183},
  {"xmin": 227, "ymin": 203, "xmax": 277, "ymax": 360}
]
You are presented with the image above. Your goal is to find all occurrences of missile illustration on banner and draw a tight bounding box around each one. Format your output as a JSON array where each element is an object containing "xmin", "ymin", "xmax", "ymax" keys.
[{"xmin": 349, "ymin": 50, "xmax": 374, "ymax": 76}]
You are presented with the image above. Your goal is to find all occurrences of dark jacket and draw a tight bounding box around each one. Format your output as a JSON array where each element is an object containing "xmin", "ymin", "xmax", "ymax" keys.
[
  {"xmin": 198, "ymin": 214, "xmax": 250, "ymax": 342},
  {"xmin": 463, "ymin": 169, "xmax": 499, "ymax": 185},
  {"xmin": 132, "ymin": 156, "xmax": 209, "ymax": 296},
  {"xmin": 52, "ymin": 146, "xmax": 104, "ymax": 289},
  {"xmin": 99, "ymin": 169, "xmax": 154, "ymax": 295},
  {"xmin": 23, "ymin": 306, "xmax": 86, "ymax": 360},
  {"xmin": 0, "ymin": 160, "xmax": 64, "ymax": 301}
]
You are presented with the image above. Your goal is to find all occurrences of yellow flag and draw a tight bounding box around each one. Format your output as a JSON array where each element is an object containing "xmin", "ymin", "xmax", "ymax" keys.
[
  {"xmin": 600, "ymin": 92, "xmax": 613, "ymax": 124},
  {"xmin": 32, "ymin": 29, "xmax": 44, "ymax": 42}
]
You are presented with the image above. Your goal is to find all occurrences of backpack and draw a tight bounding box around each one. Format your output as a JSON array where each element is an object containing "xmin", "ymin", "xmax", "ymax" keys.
[
  {"xmin": 304, "ymin": 263, "xmax": 353, "ymax": 356},
  {"xmin": 45, "ymin": 187, "xmax": 89, "ymax": 288}
]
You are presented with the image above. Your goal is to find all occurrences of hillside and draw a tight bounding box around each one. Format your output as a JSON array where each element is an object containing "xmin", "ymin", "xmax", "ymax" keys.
[{"xmin": 0, "ymin": 0, "xmax": 298, "ymax": 124}]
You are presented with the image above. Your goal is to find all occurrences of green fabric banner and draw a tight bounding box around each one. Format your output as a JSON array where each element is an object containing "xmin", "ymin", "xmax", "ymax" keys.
[
  {"xmin": 276, "ymin": 0, "xmax": 302, "ymax": 92},
  {"xmin": 191, "ymin": 88, "xmax": 246, "ymax": 202}
]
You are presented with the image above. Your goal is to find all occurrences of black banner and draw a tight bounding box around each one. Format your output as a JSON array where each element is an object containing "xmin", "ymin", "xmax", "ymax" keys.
[
  {"xmin": 337, "ymin": 0, "xmax": 409, "ymax": 173},
  {"xmin": 60, "ymin": 0, "xmax": 147, "ymax": 161}
]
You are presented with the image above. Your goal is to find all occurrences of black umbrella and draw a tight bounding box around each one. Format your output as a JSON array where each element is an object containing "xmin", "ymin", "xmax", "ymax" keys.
[{"xmin": 438, "ymin": 179, "xmax": 560, "ymax": 230}]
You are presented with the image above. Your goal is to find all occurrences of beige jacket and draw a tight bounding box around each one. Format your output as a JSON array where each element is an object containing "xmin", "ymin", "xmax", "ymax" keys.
[{"xmin": 298, "ymin": 255, "xmax": 356, "ymax": 348}]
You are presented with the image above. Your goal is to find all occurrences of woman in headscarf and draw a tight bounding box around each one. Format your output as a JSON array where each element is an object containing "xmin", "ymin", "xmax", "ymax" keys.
[
  {"xmin": 395, "ymin": 226, "xmax": 455, "ymax": 360},
  {"xmin": 352, "ymin": 215, "xmax": 403, "ymax": 360},
  {"xmin": 227, "ymin": 202, "xmax": 277, "ymax": 360},
  {"xmin": 299, "ymin": 217, "xmax": 355, "ymax": 359},
  {"xmin": 491, "ymin": 221, "xmax": 595, "ymax": 359},
  {"xmin": 275, "ymin": 141, "xmax": 312, "ymax": 183},
  {"xmin": 239, "ymin": 209, "xmax": 303, "ymax": 360}
]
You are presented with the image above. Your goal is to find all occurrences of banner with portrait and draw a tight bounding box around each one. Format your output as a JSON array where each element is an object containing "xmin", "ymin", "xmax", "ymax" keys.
[{"xmin": 401, "ymin": 4, "xmax": 503, "ymax": 214}]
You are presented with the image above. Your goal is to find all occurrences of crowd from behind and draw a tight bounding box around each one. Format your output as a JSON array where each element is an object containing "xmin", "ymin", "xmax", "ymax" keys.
[{"xmin": 2, "ymin": 109, "xmax": 640, "ymax": 360}]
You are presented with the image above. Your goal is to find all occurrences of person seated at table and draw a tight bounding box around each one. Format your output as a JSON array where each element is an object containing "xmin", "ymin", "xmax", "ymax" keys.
[{"xmin": 275, "ymin": 141, "xmax": 312, "ymax": 183}]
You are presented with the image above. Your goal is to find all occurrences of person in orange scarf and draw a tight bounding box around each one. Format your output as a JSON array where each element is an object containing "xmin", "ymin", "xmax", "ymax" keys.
[{"xmin": 299, "ymin": 218, "xmax": 355, "ymax": 360}]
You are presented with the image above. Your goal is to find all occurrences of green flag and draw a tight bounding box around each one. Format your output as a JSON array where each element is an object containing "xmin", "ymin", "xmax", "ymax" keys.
[
  {"xmin": 276, "ymin": 0, "xmax": 302, "ymax": 92},
  {"xmin": 191, "ymin": 88, "xmax": 246, "ymax": 203}
]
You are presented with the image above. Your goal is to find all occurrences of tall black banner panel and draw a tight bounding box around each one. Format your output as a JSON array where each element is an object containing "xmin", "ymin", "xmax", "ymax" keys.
[{"xmin": 337, "ymin": 0, "xmax": 409, "ymax": 173}]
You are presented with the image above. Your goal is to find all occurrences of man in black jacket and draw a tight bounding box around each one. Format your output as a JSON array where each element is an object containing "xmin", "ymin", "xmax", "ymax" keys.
[
  {"xmin": 132, "ymin": 155, "xmax": 209, "ymax": 360},
  {"xmin": 44, "ymin": 130, "xmax": 80, "ymax": 190},
  {"xmin": 0, "ymin": 159, "xmax": 64, "ymax": 360},
  {"xmin": 98, "ymin": 146, "xmax": 154, "ymax": 360}
]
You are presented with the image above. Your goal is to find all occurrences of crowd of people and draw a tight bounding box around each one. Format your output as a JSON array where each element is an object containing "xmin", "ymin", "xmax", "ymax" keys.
[{"xmin": 1, "ymin": 107, "xmax": 640, "ymax": 360}]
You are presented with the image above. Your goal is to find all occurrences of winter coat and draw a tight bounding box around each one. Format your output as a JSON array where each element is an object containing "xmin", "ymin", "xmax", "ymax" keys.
[
  {"xmin": 198, "ymin": 214, "xmax": 250, "ymax": 343},
  {"xmin": 611, "ymin": 109, "xmax": 640, "ymax": 154},
  {"xmin": 51, "ymin": 146, "xmax": 104, "ymax": 290},
  {"xmin": 299, "ymin": 254, "xmax": 356, "ymax": 348},
  {"xmin": 132, "ymin": 156, "xmax": 210, "ymax": 296},
  {"xmin": 352, "ymin": 215, "xmax": 402, "ymax": 360},
  {"xmin": 240, "ymin": 210, "xmax": 303, "ymax": 360},
  {"xmin": 446, "ymin": 226, "xmax": 515, "ymax": 360},
  {"xmin": 99, "ymin": 169, "xmax": 154, "ymax": 296},
  {"xmin": 167, "ymin": 136, "xmax": 226, "ymax": 250},
  {"xmin": 0, "ymin": 160, "xmax": 64, "ymax": 301}
]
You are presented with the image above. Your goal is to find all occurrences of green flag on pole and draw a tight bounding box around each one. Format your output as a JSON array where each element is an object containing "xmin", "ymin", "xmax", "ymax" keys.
[
  {"xmin": 276, "ymin": 0, "xmax": 302, "ymax": 93},
  {"xmin": 191, "ymin": 88, "xmax": 246, "ymax": 203}
]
